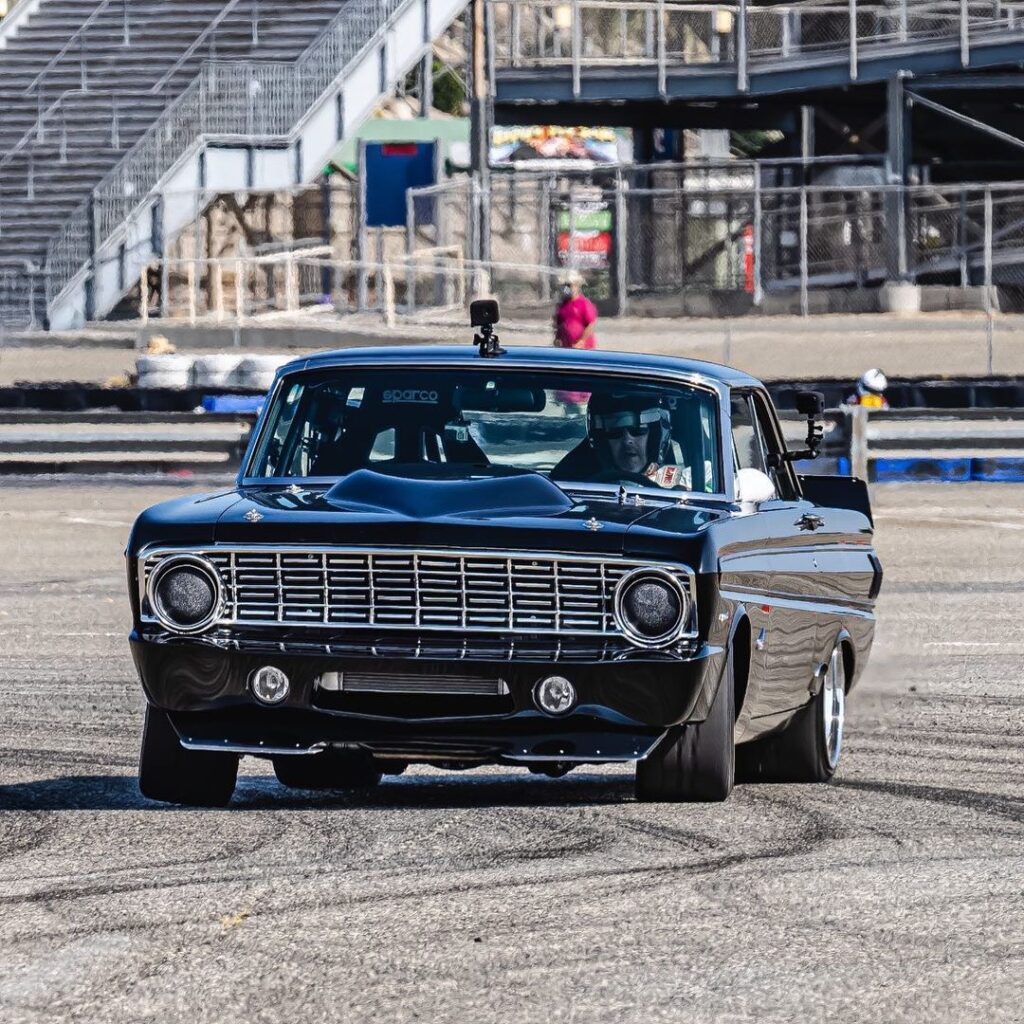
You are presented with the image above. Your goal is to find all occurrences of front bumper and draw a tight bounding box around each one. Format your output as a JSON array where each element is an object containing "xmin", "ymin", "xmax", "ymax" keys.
[{"xmin": 130, "ymin": 629, "xmax": 726, "ymax": 763}]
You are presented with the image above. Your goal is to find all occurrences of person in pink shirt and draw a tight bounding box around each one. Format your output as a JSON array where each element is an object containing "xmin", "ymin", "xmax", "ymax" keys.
[{"xmin": 553, "ymin": 271, "xmax": 598, "ymax": 350}]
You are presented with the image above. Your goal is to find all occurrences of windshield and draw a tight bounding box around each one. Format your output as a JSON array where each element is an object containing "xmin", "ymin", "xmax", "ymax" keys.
[{"xmin": 247, "ymin": 367, "xmax": 722, "ymax": 494}]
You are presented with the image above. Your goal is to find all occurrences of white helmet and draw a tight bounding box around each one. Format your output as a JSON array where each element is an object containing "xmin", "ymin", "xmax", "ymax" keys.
[{"xmin": 857, "ymin": 368, "xmax": 888, "ymax": 396}]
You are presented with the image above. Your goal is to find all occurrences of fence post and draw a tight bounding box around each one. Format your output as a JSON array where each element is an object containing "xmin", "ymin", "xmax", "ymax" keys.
[
  {"xmin": 615, "ymin": 173, "xmax": 628, "ymax": 316},
  {"xmin": 737, "ymin": 0, "xmax": 748, "ymax": 93},
  {"xmin": 405, "ymin": 189, "xmax": 416, "ymax": 314},
  {"xmin": 187, "ymin": 259, "xmax": 196, "ymax": 325},
  {"xmin": 898, "ymin": 0, "xmax": 908, "ymax": 41},
  {"xmin": 383, "ymin": 263, "xmax": 396, "ymax": 327},
  {"xmin": 849, "ymin": 406, "xmax": 869, "ymax": 480},
  {"xmin": 85, "ymin": 193, "xmax": 97, "ymax": 322},
  {"xmin": 540, "ymin": 177, "xmax": 552, "ymax": 302},
  {"xmin": 656, "ymin": 0, "xmax": 666, "ymax": 97},
  {"xmin": 960, "ymin": 0, "xmax": 970, "ymax": 66},
  {"xmin": 984, "ymin": 187, "xmax": 993, "ymax": 312},
  {"xmin": 235, "ymin": 259, "xmax": 245, "ymax": 321},
  {"xmin": 356, "ymin": 141, "xmax": 368, "ymax": 312},
  {"xmin": 753, "ymin": 174, "xmax": 763, "ymax": 306},
  {"xmin": 510, "ymin": 1, "xmax": 521, "ymax": 66},
  {"xmin": 848, "ymin": 0, "xmax": 858, "ymax": 81},
  {"xmin": 571, "ymin": 0, "xmax": 581, "ymax": 98},
  {"xmin": 140, "ymin": 266, "xmax": 149, "ymax": 326},
  {"xmin": 213, "ymin": 262, "xmax": 224, "ymax": 321},
  {"xmin": 799, "ymin": 185, "xmax": 809, "ymax": 316}
]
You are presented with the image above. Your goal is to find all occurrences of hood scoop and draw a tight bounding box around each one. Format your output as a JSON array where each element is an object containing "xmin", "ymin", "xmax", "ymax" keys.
[{"xmin": 324, "ymin": 469, "xmax": 574, "ymax": 520}]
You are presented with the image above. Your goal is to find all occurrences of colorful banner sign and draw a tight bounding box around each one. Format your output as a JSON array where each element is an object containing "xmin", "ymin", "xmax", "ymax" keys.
[{"xmin": 490, "ymin": 126, "xmax": 621, "ymax": 166}]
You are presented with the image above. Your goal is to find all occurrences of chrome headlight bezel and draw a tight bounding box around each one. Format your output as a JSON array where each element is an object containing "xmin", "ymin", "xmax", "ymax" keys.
[
  {"xmin": 146, "ymin": 554, "xmax": 224, "ymax": 635},
  {"xmin": 613, "ymin": 566, "xmax": 690, "ymax": 648}
]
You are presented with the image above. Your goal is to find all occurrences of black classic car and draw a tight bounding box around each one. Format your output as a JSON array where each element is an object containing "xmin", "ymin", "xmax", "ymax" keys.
[{"xmin": 126, "ymin": 312, "xmax": 881, "ymax": 805}]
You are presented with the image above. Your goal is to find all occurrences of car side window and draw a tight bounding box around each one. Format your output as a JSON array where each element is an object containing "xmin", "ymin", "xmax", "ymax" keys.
[
  {"xmin": 750, "ymin": 391, "xmax": 797, "ymax": 501},
  {"xmin": 730, "ymin": 394, "xmax": 767, "ymax": 473}
]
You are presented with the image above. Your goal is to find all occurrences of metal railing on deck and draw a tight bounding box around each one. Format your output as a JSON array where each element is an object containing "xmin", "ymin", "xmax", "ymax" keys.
[
  {"xmin": 490, "ymin": 0, "xmax": 1024, "ymax": 94},
  {"xmin": 402, "ymin": 172, "xmax": 1024, "ymax": 316}
]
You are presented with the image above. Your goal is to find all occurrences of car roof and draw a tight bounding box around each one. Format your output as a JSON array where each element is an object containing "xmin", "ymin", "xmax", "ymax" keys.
[{"xmin": 278, "ymin": 344, "xmax": 763, "ymax": 389}]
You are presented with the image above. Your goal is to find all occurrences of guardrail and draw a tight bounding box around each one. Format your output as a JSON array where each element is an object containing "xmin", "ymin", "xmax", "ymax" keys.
[
  {"xmin": 4, "ymin": 404, "xmax": 1024, "ymax": 479},
  {"xmin": 490, "ymin": 0, "xmax": 1024, "ymax": 95},
  {"xmin": 0, "ymin": 409, "xmax": 254, "ymax": 475},
  {"xmin": 780, "ymin": 405, "xmax": 1024, "ymax": 480}
]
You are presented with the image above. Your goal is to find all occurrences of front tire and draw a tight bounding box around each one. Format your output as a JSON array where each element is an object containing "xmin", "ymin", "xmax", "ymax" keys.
[
  {"xmin": 736, "ymin": 643, "xmax": 846, "ymax": 784},
  {"xmin": 635, "ymin": 648, "xmax": 736, "ymax": 803},
  {"xmin": 138, "ymin": 706, "xmax": 238, "ymax": 807}
]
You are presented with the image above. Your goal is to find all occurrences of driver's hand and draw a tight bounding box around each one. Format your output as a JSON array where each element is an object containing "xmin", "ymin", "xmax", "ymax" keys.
[{"xmin": 643, "ymin": 463, "xmax": 681, "ymax": 488}]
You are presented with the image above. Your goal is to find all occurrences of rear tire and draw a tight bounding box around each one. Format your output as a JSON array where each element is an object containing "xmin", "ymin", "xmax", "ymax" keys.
[
  {"xmin": 635, "ymin": 647, "xmax": 736, "ymax": 803},
  {"xmin": 736, "ymin": 644, "xmax": 846, "ymax": 784},
  {"xmin": 138, "ymin": 706, "xmax": 238, "ymax": 807},
  {"xmin": 273, "ymin": 752, "xmax": 382, "ymax": 791}
]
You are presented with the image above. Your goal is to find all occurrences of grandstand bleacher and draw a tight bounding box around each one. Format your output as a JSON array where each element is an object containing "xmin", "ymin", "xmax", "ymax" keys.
[{"xmin": 0, "ymin": 0, "xmax": 467, "ymax": 329}]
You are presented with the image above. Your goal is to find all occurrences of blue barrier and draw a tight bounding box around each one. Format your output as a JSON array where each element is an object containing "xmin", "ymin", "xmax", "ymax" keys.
[{"xmin": 874, "ymin": 457, "xmax": 1024, "ymax": 483}]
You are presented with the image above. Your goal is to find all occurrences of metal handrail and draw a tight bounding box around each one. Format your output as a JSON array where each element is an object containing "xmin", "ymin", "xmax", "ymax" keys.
[
  {"xmin": 490, "ymin": 0, "xmax": 1024, "ymax": 96},
  {"xmin": 23, "ymin": 0, "xmax": 122, "ymax": 96},
  {"xmin": 0, "ymin": 88, "xmax": 124, "ymax": 174},
  {"xmin": 150, "ymin": 0, "xmax": 249, "ymax": 95},
  {"xmin": 45, "ymin": 0, "xmax": 410, "ymax": 309}
]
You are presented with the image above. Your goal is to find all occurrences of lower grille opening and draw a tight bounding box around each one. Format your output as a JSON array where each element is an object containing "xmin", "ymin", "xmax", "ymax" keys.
[
  {"xmin": 312, "ymin": 690, "xmax": 515, "ymax": 720},
  {"xmin": 316, "ymin": 670, "xmax": 510, "ymax": 697}
]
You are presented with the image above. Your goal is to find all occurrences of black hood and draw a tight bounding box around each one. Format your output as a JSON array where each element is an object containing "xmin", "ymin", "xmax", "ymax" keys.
[{"xmin": 211, "ymin": 469, "xmax": 728, "ymax": 558}]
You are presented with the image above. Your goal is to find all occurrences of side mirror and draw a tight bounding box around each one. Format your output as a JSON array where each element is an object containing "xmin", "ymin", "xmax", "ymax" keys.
[
  {"xmin": 735, "ymin": 468, "xmax": 777, "ymax": 511},
  {"xmin": 784, "ymin": 389, "xmax": 826, "ymax": 461}
]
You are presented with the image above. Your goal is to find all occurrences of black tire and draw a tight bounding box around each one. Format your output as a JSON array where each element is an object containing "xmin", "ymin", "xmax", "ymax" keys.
[
  {"xmin": 736, "ymin": 644, "xmax": 846, "ymax": 784},
  {"xmin": 273, "ymin": 752, "xmax": 382, "ymax": 791},
  {"xmin": 138, "ymin": 705, "xmax": 238, "ymax": 807},
  {"xmin": 635, "ymin": 648, "xmax": 736, "ymax": 803}
]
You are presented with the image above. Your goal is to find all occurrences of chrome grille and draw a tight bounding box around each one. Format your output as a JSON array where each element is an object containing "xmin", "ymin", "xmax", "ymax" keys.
[{"xmin": 141, "ymin": 547, "xmax": 693, "ymax": 638}]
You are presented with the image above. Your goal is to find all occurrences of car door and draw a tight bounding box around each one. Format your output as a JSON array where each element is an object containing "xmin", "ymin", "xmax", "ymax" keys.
[{"xmin": 731, "ymin": 391, "xmax": 823, "ymax": 723}]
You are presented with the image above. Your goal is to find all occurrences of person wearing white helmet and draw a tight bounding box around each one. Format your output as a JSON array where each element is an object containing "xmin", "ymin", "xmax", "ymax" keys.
[{"xmin": 846, "ymin": 368, "xmax": 889, "ymax": 409}]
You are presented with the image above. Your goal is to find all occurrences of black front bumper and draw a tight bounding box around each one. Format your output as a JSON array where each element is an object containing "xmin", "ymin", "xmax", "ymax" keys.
[{"xmin": 130, "ymin": 630, "xmax": 726, "ymax": 764}]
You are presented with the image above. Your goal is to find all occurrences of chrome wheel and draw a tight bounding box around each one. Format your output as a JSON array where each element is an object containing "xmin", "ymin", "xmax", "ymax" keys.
[{"xmin": 822, "ymin": 645, "xmax": 845, "ymax": 770}]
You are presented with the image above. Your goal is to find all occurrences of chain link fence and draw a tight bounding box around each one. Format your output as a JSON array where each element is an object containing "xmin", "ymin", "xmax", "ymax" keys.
[{"xmin": 404, "ymin": 170, "xmax": 1024, "ymax": 315}]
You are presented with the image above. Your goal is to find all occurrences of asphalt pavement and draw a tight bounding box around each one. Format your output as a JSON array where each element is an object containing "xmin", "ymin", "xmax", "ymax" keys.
[{"xmin": 0, "ymin": 482, "xmax": 1022, "ymax": 1023}]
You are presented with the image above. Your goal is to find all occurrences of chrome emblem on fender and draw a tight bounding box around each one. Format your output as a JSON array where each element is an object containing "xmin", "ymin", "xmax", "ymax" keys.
[
  {"xmin": 585, "ymin": 517, "xmax": 603, "ymax": 531},
  {"xmin": 244, "ymin": 508, "xmax": 264, "ymax": 523}
]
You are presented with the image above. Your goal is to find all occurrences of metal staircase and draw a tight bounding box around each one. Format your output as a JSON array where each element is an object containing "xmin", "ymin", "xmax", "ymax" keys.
[{"xmin": 0, "ymin": 0, "xmax": 468, "ymax": 328}]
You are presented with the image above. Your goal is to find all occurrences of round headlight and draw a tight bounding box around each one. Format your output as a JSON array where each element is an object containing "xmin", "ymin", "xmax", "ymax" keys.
[
  {"xmin": 148, "ymin": 555, "xmax": 222, "ymax": 634},
  {"xmin": 614, "ymin": 568, "xmax": 689, "ymax": 647}
]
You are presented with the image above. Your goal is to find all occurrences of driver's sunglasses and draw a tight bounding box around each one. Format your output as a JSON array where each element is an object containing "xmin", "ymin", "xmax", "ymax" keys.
[{"xmin": 605, "ymin": 425, "xmax": 649, "ymax": 440}]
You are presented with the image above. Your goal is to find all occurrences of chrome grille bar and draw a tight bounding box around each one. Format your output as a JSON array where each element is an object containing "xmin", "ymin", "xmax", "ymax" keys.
[{"xmin": 140, "ymin": 547, "xmax": 696, "ymax": 638}]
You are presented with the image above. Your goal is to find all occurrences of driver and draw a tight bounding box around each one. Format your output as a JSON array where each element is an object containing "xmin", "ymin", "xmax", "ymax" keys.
[{"xmin": 587, "ymin": 393, "xmax": 680, "ymax": 487}]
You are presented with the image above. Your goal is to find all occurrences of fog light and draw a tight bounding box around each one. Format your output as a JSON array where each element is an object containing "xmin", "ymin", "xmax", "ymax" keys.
[
  {"xmin": 250, "ymin": 665, "xmax": 290, "ymax": 705},
  {"xmin": 534, "ymin": 675, "xmax": 576, "ymax": 716}
]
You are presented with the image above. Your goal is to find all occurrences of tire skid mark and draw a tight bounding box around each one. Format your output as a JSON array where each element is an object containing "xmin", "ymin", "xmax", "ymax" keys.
[{"xmin": 835, "ymin": 778, "xmax": 1024, "ymax": 824}]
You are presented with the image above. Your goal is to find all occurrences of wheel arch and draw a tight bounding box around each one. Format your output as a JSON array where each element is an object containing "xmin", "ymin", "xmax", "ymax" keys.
[{"xmin": 730, "ymin": 611, "xmax": 752, "ymax": 722}]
